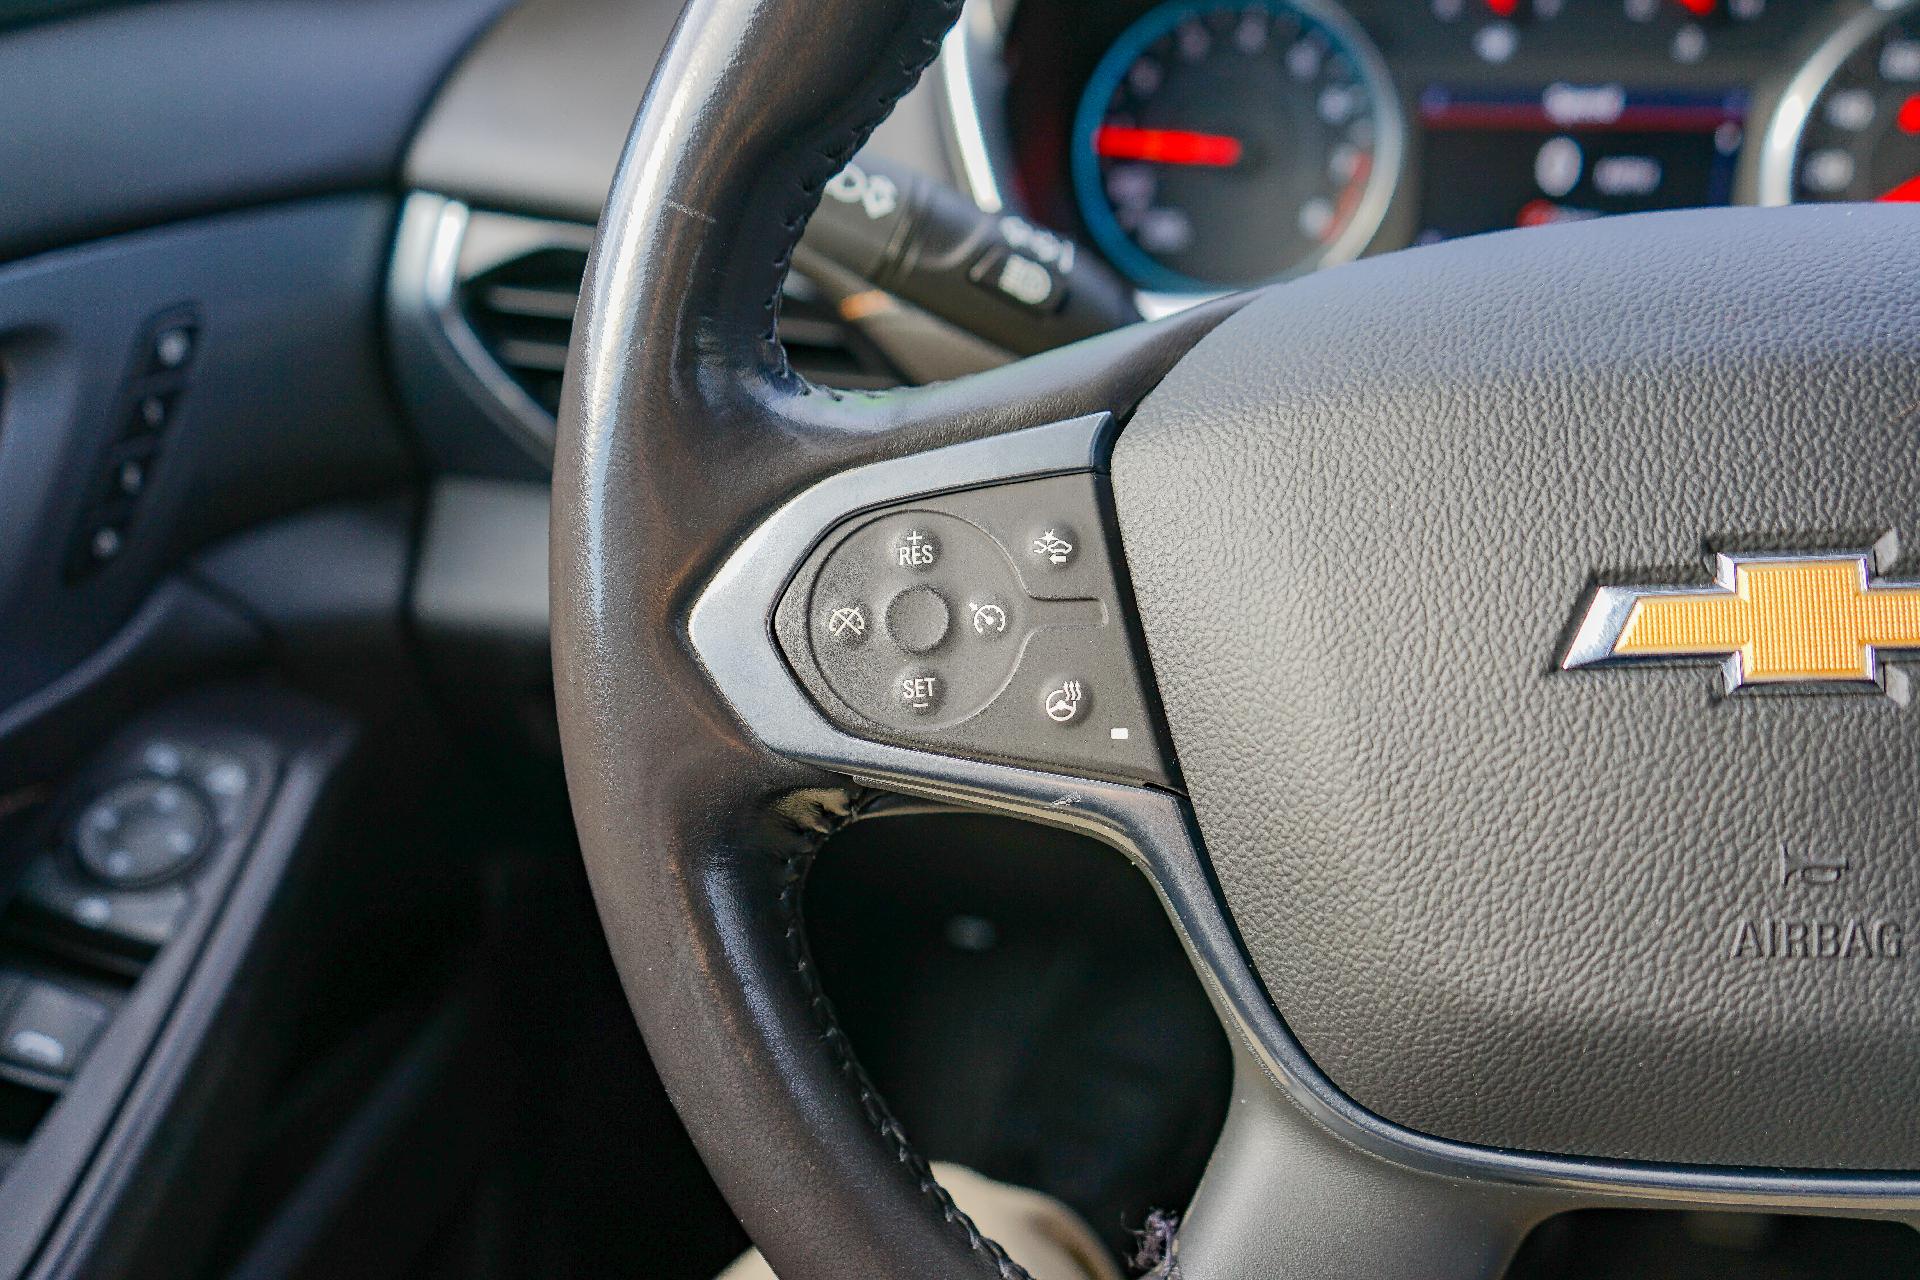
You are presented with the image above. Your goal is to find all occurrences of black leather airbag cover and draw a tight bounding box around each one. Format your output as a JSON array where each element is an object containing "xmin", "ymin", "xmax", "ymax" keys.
[{"xmin": 1113, "ymin": 205, "xmax": 1920, "ymax": 1167}]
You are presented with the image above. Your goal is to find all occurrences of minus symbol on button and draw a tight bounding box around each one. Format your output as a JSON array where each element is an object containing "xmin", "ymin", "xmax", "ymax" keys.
[{"xmin": 1110, "ymin": 727, "xmax": 1130, "ymax": 740}]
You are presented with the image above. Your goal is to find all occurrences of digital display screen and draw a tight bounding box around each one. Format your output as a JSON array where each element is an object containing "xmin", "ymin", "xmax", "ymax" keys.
[{"xmin": 1415, "ymin": 84, "xmax": 1748, "ymax": 243}]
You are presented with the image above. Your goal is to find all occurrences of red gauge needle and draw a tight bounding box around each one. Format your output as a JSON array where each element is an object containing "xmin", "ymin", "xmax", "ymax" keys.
[
  {"xmin": 1093, "ymin": 126, "xmax": 1244, "ymax": 167},
  {"xmin": 1879, "ymin": 175, "xmax": 1920, "ymax": 202}
]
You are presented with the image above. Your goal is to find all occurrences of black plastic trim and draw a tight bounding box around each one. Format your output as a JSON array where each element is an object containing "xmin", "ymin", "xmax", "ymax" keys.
[{"xmin": 0, "ymin": 0, "xmax": 514, "ymax": 266}]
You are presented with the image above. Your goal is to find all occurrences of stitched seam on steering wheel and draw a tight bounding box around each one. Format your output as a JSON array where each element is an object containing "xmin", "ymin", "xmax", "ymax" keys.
[
  {"xmin": 763, "ymin": 0, "xmax": 965, "ymax": 399},
  {"xmin": 779, "ymin": 789, "xmax": 1035, "ymax": 1280}
]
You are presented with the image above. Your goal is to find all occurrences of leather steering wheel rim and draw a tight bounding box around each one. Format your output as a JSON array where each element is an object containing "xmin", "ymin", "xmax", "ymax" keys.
[{"xmin": 550, "ymin": 2, "xmax": 1236, "ymax": 1275}]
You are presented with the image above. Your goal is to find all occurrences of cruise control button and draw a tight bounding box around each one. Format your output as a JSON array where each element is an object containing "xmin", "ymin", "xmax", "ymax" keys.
[
  {"xmin": 897, "ymin": 670, "xmax": 943, "ymax": 715},
  {"xmin": 885, "ymin": 586, "xmax": 951, "ymax": 654},
  {"xmin": 966, "ymin": 597, "xmax": 1010, "ymax": 639},
  {"xmin": 889, "ymin": 527, "xmax": 940, "ymax": 571},
  {"xmin": 1028, "ymin": 524, "xmax": 1078, "ymax": 569},
  {"xmin": 1041, "ymin": 678, "xmax": 1089, "ymax": 725},
  {"xmin": 822, "ymin": 603, "xmax": 870, "ymax": 646}
]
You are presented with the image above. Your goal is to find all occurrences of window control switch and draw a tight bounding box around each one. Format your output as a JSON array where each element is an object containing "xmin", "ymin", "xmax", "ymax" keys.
[
  {"xmin": 17, "ymin": 860, "xmax": 191, "ymax": 962},
  {"xmin": 0, "ymin": 981, "xmax": 108, "ymax": 1080}
]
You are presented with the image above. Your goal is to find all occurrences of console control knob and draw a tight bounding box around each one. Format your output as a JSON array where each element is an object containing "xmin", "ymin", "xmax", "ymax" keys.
[{"xmin": 73, "ymin": 778, "xmax": 214, "ymax": 888}]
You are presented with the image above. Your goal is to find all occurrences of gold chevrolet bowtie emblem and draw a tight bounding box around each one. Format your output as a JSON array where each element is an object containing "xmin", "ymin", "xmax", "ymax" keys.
[{"xmin": 1563, "ymin": 551, "xmax": 1920, "ymax": 694}]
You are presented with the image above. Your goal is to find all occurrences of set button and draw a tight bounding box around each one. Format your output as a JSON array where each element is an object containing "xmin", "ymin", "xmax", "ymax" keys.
[{"xmin": 898, "ymin": 671, "xmax": 943, "ymax": 715}]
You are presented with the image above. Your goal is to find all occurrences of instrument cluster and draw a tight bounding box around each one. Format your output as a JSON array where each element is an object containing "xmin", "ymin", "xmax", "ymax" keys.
[{"xmin": 967, "ymin": 0, "xmax": 1920, "ymax": 298}]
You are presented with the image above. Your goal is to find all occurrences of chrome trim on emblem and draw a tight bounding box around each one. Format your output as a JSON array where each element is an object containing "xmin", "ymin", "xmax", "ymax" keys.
[
  {"xmin": 1561, "ymin": 583, "xmax": 1646, "ymax": 672},
  {"xmin": 1563, "ymin": 546, "xmax": 1920, "ymax": 699}
]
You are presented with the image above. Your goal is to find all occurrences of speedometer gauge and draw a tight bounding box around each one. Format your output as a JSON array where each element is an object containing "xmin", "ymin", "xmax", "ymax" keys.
[
  {"xmin": 1070, "ymin": 0, "xmax": 1403, "ymax": 294},
  {"xmin": 1759, "ymin": 0, "xmax": 1920, "ymax": 204}
]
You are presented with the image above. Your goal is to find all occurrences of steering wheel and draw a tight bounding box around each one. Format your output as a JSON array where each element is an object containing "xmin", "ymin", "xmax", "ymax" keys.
[{"xmin": 550, "ymin": 0, "xmax": 1920, "ymax": 1276}]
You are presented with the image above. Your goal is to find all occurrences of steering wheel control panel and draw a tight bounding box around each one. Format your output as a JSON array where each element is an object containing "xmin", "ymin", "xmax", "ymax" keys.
[{"xmin": 775, "ymin": 472, "xmax": 1175, "ymax": 787}]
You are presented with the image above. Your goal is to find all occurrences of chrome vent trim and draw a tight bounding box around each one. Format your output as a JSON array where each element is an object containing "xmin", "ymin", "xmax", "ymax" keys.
[{"xmin": 388, "ymin": 193, "xmax": 901, "ymax": 471}]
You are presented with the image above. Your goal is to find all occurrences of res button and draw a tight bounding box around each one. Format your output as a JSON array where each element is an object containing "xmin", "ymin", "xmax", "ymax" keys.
[{"xmin": 889, "ymin": 527, "xmax": 940, "ymax": 572}]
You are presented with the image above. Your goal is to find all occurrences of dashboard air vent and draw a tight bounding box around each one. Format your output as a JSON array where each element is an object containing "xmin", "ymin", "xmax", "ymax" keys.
[{"xmin": 459, "ymin": 242, "xmax": 901, "ymax": 417}]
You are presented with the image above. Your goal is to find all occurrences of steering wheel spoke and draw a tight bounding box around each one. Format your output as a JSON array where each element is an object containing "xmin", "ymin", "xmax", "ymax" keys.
[{"xmin": 1169, "ymin": 1046, "xmax": 1554, "ymax": 1280}]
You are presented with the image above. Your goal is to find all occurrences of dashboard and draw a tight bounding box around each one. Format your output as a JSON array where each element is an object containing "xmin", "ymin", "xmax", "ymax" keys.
[{"xmin": 947, "ymin": 0, "xmax": 1920, "ymax": 298}]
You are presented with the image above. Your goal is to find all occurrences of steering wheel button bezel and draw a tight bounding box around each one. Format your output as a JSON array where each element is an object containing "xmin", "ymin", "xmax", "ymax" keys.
[{"xmin": 768, "ymin": 452, "xmax": 1177, "ymax": 787}]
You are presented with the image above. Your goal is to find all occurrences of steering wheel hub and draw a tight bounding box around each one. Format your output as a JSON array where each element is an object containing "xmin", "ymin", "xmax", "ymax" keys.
[{"xmin": 1113, "ymin": 202, "xmax": 1920, "ymax": 1169}]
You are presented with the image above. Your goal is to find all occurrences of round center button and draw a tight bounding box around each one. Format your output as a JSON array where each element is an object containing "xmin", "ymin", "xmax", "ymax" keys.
[
  {"xmin": 885, "ymin": 585, "xmax": 952, "ymax": 654},
  {"xmin": 73, "ymin": 778, "xmax": 215, "ymax": 887}
]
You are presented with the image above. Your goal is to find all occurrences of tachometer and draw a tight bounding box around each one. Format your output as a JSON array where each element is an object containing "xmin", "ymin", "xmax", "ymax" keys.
[
  {"xmin": 1070, "ymin": 0, "xmax": 1403, "ymax": 294},
  {"xmin": 1758, "ymin": 0, "xmax": 1920, "ymax": 204}
]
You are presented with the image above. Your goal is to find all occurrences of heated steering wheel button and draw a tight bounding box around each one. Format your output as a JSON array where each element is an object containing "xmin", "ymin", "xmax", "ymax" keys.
[
  {"xmin": 897, "ymin": 671, "xmax": 943, "ymax": 715},
  {"xmin": 885, "ymin": 586, "xmax": 951, "ymax": 654},
  {"xmin": 1041, "ymin": 678, "xmax": 1090, "ymax": 726}
]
